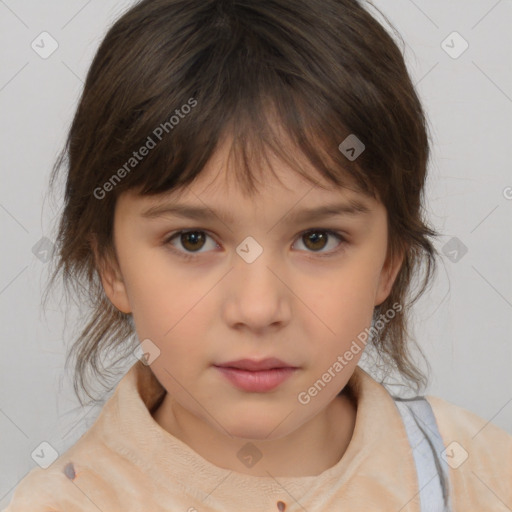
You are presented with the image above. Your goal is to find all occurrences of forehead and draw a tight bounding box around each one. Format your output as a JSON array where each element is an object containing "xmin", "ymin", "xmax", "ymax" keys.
[
  {"xmin": 119, "ymin": 179, "xmax": 379, "ymax": 237},
  {"xmin": 128, "ymin": 159, "xmax": 372, "ymax": 215},
  {"xmin": 163, "ymin": 130, "xmax": 366, "ymax": 197},
  {"xmin": 116, "ymin": 128, "xmax": 381, "ymax": 224}
]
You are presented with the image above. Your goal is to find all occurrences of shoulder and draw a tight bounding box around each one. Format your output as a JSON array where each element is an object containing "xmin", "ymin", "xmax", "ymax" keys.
[
  {"xmin": 2, "ymin": 431, "xmax": 123, "ymax": 511},
  {"xmin": 3, "ymin": 452, "xmax": 126, "ymax": 511},
  {"xmin": 2, "ymin": 464, "xmax": 80, "ymax": 511},
  {"xmin": 426, "ymin": 394, "xmax": 512, "ymax": 454},
  {"xmin": 426, "ymin": 394, "xmax": 512, "ymax": 509}
]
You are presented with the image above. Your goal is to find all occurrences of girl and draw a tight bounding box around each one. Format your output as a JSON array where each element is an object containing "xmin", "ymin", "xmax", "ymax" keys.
[{"xmin": 4, "ymin": 0, "xmax": 511, "ymax": 510}]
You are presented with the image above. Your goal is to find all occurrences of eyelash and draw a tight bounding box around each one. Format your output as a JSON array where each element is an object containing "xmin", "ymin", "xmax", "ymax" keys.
[{"xmin": 162, "ymin": 228, "xmax": 348, "ymax": 262}]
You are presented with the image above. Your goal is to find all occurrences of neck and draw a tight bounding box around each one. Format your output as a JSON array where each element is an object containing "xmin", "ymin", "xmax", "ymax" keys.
[{"xmin": 152, "ymin": 388, "xmax": 357, "ymax": 478}]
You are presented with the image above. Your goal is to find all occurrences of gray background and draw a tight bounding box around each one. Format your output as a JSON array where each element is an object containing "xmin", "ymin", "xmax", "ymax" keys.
[{"xmin": 1, "ymin": 0, "xmax": 511, "ymax": 505}]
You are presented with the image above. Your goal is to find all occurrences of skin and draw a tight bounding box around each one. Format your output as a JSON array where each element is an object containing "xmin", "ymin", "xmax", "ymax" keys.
[{"xmin": 96, "ymin": 136, "xmax": 403, "ymax": 477}]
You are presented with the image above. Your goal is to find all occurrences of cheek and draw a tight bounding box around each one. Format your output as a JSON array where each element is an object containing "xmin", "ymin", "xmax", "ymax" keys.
[
  {"xmin": 293, "ymin": 262, "xmax": 383, "ymax": 376},
  {"xmin": 123, "ymin": 254, "xmax": 216, "ymax": 343},
  {"xmin": 305, "ymin": 260, "xmax": 382, "ymax": 325}
]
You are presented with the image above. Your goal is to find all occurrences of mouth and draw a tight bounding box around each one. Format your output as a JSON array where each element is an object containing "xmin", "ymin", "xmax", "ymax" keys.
[
  {"xmin": 213, "ymin": 358, "xmax": 298, "ymax": 392},
  {"xmin": 214, "ymin": 357, "xmax": 297, "ymax": 371}
]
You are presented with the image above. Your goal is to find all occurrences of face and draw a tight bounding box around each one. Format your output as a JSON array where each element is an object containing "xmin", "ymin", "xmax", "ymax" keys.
[{"xmin": 97, "ymin": 137, "xmax": 402, "ymax": 441}]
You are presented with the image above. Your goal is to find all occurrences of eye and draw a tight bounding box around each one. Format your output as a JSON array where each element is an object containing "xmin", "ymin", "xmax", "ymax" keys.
[
  {"xmin": 293, "ymin": 229, "xmax": 346, "ymax": 256},
  {"xmin": 163, "ymin": 228, "xmax": 347, "ymax": 261},
  {"xmin": 164, "ymin": 230, "xmax": 218, "ymax": 260}
]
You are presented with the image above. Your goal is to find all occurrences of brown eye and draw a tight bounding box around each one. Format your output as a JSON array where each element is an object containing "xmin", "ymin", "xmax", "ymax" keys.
[
  {"xmin": 294, "ymin": 229, "xmax": 345, "ymax": 256},
  {"xmin": 302, "ymin": 231, "xmax": 328, "ymax": 251},
  {"xmin": 163, "ymin": 229, "xmax": 220, "ymax": 261},
  {"xmin": 179, "ymin": 231, "xmax": 206, "ymax": 252}
]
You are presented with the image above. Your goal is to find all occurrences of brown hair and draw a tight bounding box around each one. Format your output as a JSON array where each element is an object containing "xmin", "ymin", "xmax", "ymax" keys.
[{"xmin": 44, "ymin": 0, "xmax": 437, "ymax": 406}]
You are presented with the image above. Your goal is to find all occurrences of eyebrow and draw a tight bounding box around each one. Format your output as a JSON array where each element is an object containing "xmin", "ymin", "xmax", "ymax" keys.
[{"xmin": 140, "ymin": 199, "xmax": 371, "ymax": 224}]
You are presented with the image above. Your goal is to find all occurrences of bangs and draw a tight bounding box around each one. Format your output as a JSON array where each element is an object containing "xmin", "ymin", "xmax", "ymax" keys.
[
  {"xmin": 79, "ymin": 0, "xmax": 400, "ymax": 206},
  {"xmin": 93, "ymin": 69, "xmax": 376, "ymax": 205}
]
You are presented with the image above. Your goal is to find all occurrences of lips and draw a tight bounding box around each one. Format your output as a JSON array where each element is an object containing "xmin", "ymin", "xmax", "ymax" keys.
[
  {"xmin": 214, "ymin": 357, "xmax": 296, "ymax": 371},
  {"xmin": 213, "ymin": 357, "xmax": 299, "ymax": 392}
]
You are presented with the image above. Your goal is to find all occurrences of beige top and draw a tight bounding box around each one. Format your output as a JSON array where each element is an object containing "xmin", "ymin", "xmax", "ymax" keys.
[{"xmin": 3, "ymin": 360, "xmax": 511, "ymax": 511}]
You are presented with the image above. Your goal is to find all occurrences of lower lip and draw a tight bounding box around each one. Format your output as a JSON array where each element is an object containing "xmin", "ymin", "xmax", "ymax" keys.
[{"xmin": 214, "ymin": 366, "xmax": 297, "ymax": 392}]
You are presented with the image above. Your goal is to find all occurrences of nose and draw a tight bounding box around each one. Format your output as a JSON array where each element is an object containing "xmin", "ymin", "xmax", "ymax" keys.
[{"xmin": 222, "ymin": 250, "xmax": 291, "ymax": 334}]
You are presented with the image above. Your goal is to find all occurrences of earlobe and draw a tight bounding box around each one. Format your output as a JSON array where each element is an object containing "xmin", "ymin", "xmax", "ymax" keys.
[
  {"xmin": 90, "ymin": 235, "xmax": 132, "ymax": 314},
  {"xmin": 374, "ymin": 249, "xmax": 404, "ymax": 306}
]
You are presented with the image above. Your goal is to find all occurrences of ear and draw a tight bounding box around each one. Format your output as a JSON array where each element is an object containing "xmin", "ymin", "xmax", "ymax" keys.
[
  {"xmin": 90, "ymin": 235, "xmax": 132, "ymax": 314},
  {"xmin": 374, "ymin": 246, "xmax": 404, "ymax": 307}
]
